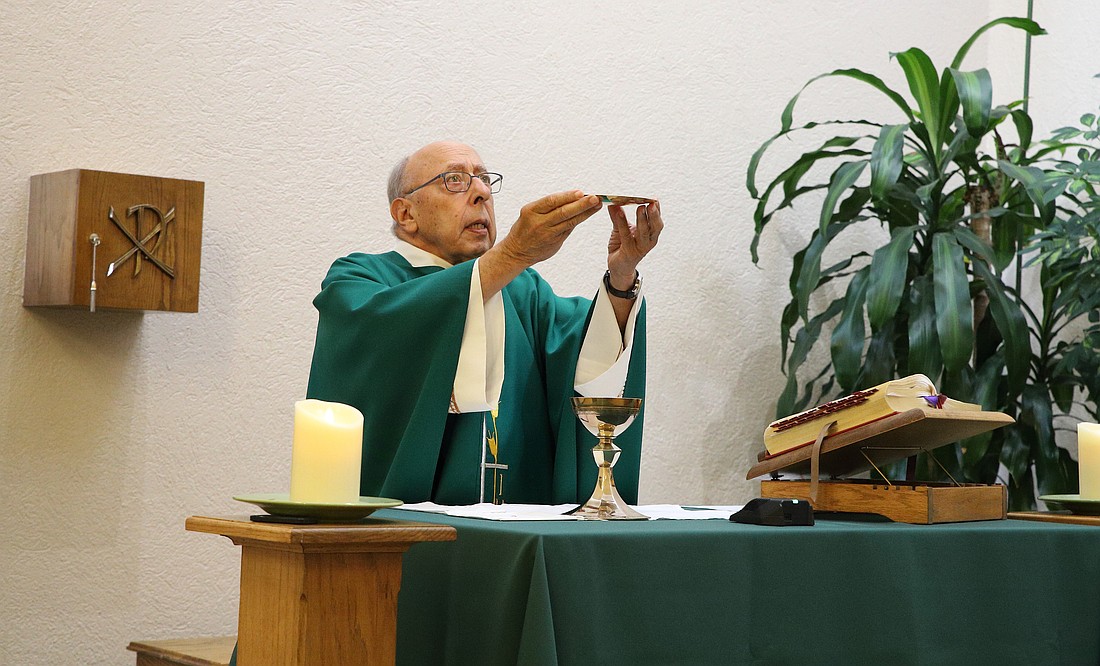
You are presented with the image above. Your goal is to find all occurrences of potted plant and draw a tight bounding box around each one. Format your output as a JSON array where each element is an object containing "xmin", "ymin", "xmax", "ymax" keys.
[{"xmin": 749, "ymin": 16, "xmax": 1100, "ymax": 508}]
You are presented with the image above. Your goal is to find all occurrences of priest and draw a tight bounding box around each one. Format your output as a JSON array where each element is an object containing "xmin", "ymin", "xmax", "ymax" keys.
[{"xmin": 305, "ymin": 140, "xmax": 662, "ymax": 504}]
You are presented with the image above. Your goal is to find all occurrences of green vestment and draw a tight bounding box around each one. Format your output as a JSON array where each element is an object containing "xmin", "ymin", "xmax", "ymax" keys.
[{"xmin": 305, "ymin": 251, "xmax": 647, "ymax": 505}]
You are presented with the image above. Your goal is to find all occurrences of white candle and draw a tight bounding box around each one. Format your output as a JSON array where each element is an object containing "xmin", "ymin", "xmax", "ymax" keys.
[
  {"xmin": 1078, "ymin": 423, "xmax": 1100, "ymax": 500},
  {"xmin": 289, "ymin": 399, "xmax": 364, "ymax": 504}
]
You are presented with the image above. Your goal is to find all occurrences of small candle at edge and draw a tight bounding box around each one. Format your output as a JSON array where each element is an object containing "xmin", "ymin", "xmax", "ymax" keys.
[{"xmin": 1078, "ymin": 423, "xmax": 1100, "ymax": 500}]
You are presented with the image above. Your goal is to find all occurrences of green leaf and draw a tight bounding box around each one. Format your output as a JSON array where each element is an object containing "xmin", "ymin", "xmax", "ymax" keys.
[
  {"xmin": 999, "ymin": 162, "xmax": 1044, "ymax": 206},
  {"xmin": 790, "ymin": 214, "xmax": 866, "ymax": 323},
  {"xmin": 951, "ymin": 17, "xmax": 1046, "ymax": 69},
  {"xmin": 949, "ymin": 68, "xmax": 993, "ymax": 137},
  {"xmin": 972, "ymin": 353, "xmax": 1005, "ymax": 411},
  {"xmin": 1010, "ymin": 110, "xmax": 1033, "ymax": 153},
  {"xmin": 999, "ymin": 424, "xmax": 1030, "ymax": 487},
  {"xmin": 962, "ymin": 354, "xmax": 1006, "ymax": 468},
  {"xmin": 778, "ymin": 298, "xmax": 847, "ymax": 416},
  {"xmin": 787, "ymin": 298, "xmax": 846, "ymax": 376},
  {"xmin": 991, "ymin": 208, "xmax": 1029, "ymax": 272},
  {"xmin": 938, "ymin": 120, "xmax": 975, "ymax": 172},
  {"xmin": 867, "ymin": 225, "xmax": 917, "ymax": 330},
  {"xmin": 960, "ymin": 431, "xmax": 993, "ymax": 474},
  {"xmin": 858, "ymin": 320, "xmax": 897, "ymax": 387},
  {"xmin": 1009, "ymin": 465, "xmax": 1037, "ymax": 511},
  {"xmin": 819, "ymin": 161, "xmax": 868, "ymax": 237},
  {"xmin": 748, "ymin": 131, "xmax": 864, "ymax": 202},
  {"xmin": 1020, "ymin": 385, "xmax": 1055, "ymax": 479},
  {"xmin": 999, "ymin": 160, "xmax": 1071, "ymax": 211},
  {"xmin": 795, "ymin": 233, "xmax": 828, "ymax": 323},
  {"xmin": 870, "ymin": 124, "xmax": 907, "ymax": 201},
  {"xmin": 778, "ymin": 299, "xmax": 798, "ymax": 368},
  {"xmin": 971, "ymin": 261, "xmax": 1030, "ymax": 394},
  {"xmin": 894, "ymin": 48, "xmax": 943, "ymax": 157},
  {"xmin": 953, "ymin": 226, "xmax": 997, "ymax": 265},
  {"xmin": 830, "ymin": 267, "xmax": 870, "ymax": 391},
  {"xmin": 915, "ymin": 181, "xmax": 938, "ymax": 219},
  {"xmin": 936, "ymin": 70, "xmax": 961, "ymax": 158},
  {"xmin": 1036, "ymin": 447, "xmax": 1078, "ymax": 497},
  {"xmin": 781, "ymin": 69, "xmax": 915, "ymax": 133},
  {"xmin": 932, "ymin": 233, "xmax": 975, "ymax": 372},
  {"xmin": 747, "ymin": 119, "xmax": 884, "ymax": 199},
  {"xmin": 1051, "ymin": 381, "xmax": 1074, "ymax": 413},
  {"xmin": 907, "ymin": 274, "xmax": 943, "ymax": 378},
  {"xmin": 750, "ymin": 140, "xmax": 869, "ymax": 262}
]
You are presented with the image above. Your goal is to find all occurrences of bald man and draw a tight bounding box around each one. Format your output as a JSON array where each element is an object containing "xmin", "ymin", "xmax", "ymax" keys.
[{"xmin": 306, "ymin": 141, "xmax": 662, "ymax": 504}]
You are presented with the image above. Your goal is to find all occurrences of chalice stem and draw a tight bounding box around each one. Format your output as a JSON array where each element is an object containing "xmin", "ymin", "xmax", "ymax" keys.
[{"xmin": 567, "ymin": 440, "xmax": 647, "ymax": 520}]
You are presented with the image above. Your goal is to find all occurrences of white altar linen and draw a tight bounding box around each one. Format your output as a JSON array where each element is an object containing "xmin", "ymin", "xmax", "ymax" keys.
[{"xmin": 398, "ymin": 502, "xmax": 743, "ymax": 521}]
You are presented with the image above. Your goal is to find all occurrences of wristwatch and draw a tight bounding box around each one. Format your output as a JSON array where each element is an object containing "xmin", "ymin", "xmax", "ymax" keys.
[{"xmin": 603, "ymin": 270, "xmax": 641, "ymax": 299}]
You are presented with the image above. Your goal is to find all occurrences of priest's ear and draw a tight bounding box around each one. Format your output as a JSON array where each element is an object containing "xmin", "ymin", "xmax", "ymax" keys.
[{"xmin": 390, "ymin": 197, "xmax": 418, "ymax": 235}]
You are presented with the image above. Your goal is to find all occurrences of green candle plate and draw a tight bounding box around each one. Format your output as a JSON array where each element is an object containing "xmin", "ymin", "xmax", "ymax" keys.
[
  {"xmin": 1038, "ymin": 494, "xmax": 1100, "ymax": 516},
  {"xmin": 233, "ymin": 493, "xmax": 402, "ymax": 522}
]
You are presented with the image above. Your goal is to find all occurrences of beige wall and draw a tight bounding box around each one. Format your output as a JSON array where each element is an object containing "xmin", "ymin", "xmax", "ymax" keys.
[{"xmin": 2, "ymin": 1, "xmax": 1093, "ymax": 662}]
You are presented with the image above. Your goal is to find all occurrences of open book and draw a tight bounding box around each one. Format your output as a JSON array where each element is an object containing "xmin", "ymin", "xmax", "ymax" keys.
[{"xmin": 763, "ymin": 374, "xmax": 979, "ymax": 457}]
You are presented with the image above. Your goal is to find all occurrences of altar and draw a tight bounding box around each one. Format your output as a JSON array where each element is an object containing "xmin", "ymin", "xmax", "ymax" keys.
[{"xmin": 381, "ymin": 508, "xmax": 1100, "ymax": 665}]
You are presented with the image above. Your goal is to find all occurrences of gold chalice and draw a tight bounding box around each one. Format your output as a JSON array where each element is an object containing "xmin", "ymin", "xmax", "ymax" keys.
[{"xmin": 568, "ymin": 397, "xmax": 647, "ymax": 520}]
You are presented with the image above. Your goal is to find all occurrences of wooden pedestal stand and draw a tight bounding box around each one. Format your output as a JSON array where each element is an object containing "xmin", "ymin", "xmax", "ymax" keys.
[
  {"xmin": 747, "ymin": 408, "xmax": 1015, "ymax": 524},
  {"xmin": 186, "ymin": 515, "xmax": 456, "ymax": 666}
]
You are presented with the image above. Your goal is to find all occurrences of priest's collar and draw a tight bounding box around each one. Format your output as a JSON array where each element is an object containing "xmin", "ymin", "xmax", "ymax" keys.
[{"xmin": 394, "ymin": 239, "xmax": 453, "ymax": 269}]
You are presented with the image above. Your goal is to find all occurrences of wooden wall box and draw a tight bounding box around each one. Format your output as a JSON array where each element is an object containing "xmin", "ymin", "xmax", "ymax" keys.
[{"xmin": 23, "ymin": 169, "xmax": 204, "ymax": 312}]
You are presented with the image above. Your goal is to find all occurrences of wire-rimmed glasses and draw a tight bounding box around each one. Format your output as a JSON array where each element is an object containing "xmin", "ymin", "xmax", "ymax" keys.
[{"xmin": 404, "ymin": 171, "xmax": 503, "ymax": 196}]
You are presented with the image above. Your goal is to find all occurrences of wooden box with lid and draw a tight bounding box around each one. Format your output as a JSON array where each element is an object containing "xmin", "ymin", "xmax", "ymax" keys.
[{"xmin": 23, "ymin": 169, "xmax": 204, "ymax": 312}]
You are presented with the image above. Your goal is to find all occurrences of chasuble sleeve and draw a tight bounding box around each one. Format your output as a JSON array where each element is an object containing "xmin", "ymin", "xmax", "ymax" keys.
[
  {"xmin": 575, "ymin": 280, "xmax": 644, "ymax": 396},
  {"xmin": 505, "ymin": 271, "xmax": 647, "ymax": 504},
  {"xmin": 306, "ymin": 252, "xmax": 474, "ymax": 501}
]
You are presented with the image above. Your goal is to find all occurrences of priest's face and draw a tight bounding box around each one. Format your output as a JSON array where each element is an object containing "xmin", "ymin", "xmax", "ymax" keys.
[{"xmin": 395, "ymin": 141, "xmax": 497, "ymax": 265}]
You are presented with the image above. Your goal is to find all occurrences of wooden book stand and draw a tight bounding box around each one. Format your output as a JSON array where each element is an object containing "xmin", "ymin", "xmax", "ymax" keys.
[{"xmin": 747, "ymin": 408, "xmax": 1015, "ymax": 524}]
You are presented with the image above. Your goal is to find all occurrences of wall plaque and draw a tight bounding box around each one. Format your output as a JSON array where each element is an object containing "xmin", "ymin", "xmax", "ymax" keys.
[{"xmin": 23, "ymin": 169, "xmax": 204, "ymax": 312}]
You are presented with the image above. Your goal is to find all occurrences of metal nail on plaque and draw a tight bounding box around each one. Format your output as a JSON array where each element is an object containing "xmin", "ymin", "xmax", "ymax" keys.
[{"xmin": 88, "ymin": 233, "xmax": 100, "ymax": 312}]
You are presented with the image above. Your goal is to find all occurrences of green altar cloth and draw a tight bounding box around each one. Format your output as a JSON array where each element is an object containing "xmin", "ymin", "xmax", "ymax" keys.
[{"xmin": 379, "ymin": 509, "xmax": 1100, "ymax": 665}]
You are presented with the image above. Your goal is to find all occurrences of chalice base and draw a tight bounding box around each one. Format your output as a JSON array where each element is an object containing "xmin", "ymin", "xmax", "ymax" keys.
[{"xmin": 567, "ymin": 470, "xmax": 649, "ymax": 520}]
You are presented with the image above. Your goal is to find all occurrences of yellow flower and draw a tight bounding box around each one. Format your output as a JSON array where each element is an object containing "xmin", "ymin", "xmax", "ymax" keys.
[{"xmin": 487, "ymin": 408, "xmax": 500, "ymax": 460}]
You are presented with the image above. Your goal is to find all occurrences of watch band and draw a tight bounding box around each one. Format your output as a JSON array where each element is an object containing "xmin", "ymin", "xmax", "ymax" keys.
[{"xmin": 604, "ymin": 270, "xmax": 641, "ymax": 299}]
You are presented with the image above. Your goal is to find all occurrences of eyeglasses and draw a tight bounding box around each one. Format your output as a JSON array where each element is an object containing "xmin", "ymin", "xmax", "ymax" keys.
[{"xmin": 404, "ymin": 171, "xmax": 503, "ymax": 196}]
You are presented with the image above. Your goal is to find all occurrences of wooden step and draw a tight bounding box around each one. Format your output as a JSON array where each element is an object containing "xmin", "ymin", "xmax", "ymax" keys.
[{"xmin": 127, "ymin": 636, "xmax": 235, "ymax": 666}]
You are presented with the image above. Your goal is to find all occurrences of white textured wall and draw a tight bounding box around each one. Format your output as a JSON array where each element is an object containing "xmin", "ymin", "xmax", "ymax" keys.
[{"xmin": 2, "ymin": 1, "xmax": 1094, "ymax": 663}]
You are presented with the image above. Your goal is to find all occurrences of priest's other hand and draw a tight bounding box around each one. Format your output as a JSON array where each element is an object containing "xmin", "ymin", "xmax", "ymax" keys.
[
  {"xmin": 606, "ymin": 200, "xmax": 662, "ymax": 288},
  {"xmin": 499, "ymin": 190, "xmax": 603, "ymax": 267},
  {"xmin": 478, "ymin": 191, "xmax": 603, "ymax": 299}
]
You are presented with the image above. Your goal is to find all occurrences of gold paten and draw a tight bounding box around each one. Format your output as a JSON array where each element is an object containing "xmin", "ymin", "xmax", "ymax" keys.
[{"xmin": 595, "ymin": 195, "xmax": 655, "ymax": 206}]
